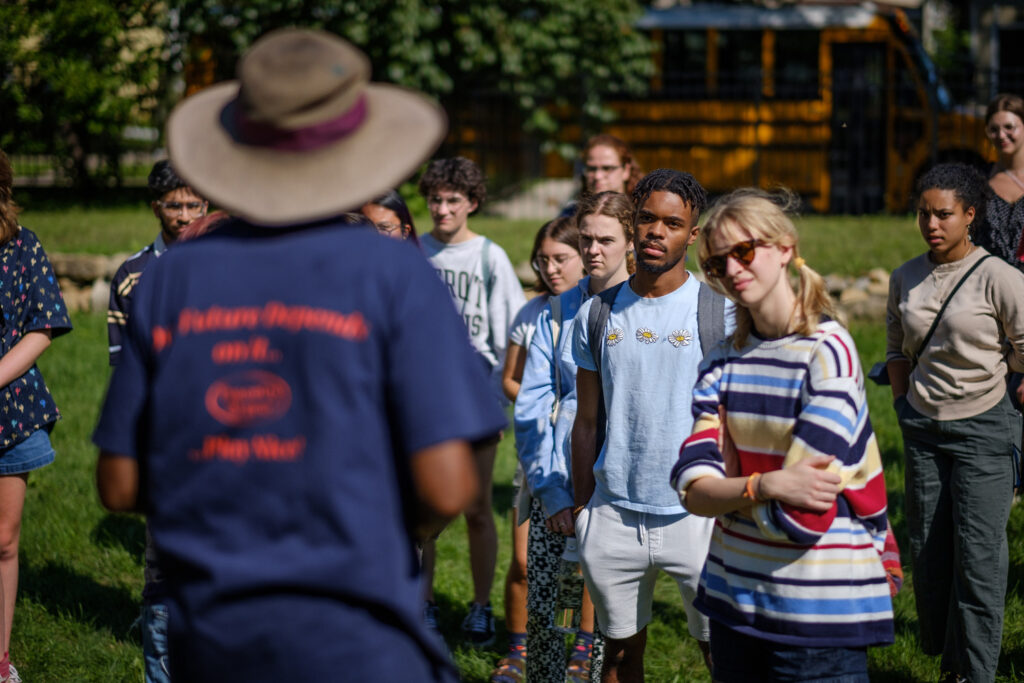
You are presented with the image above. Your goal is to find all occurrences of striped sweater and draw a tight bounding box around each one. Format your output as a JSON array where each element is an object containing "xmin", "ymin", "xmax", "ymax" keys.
[{"xmin": 670, "ymin": 321, "xmax": 894, "ymax": 647}]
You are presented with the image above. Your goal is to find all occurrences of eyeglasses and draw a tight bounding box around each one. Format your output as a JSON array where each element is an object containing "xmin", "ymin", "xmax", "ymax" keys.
[
  {"xmin": 533, "ymin": 253, "xmax": 580, "ymax": 271},
  {"xmin": 701, "ymin": 239, "xmax": 765, "ymax": 278},
  {"xmin": 428, "ymin": 195, "xmax": 467, "ymax": 208},
  {"xmin": 374, "ymin": 222, "xmax": 403, "ymax": 235},
  {"xmin": 158, "ymin": 201, "xmax": 206, "ymax": 214},
  {"xmin": 584, "ymin": 164, "xmax": 622, "ymax": 175}
]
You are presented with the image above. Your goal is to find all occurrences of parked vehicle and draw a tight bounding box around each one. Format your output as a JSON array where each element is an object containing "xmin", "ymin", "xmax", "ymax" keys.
[{"xmin": 549, "ymin": 2, "xmax": 990, "ymax": 213}]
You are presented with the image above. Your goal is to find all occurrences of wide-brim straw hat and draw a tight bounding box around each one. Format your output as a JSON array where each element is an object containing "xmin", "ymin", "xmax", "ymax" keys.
[{"xmin": 167, "ymin": 28, "xmax": 446, "ymax": 226}]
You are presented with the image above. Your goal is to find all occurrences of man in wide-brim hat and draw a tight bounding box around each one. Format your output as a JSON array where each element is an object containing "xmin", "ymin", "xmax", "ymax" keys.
[{"xmin": 94, "ymin": 28, "xmax": 506, "ymax": 682}]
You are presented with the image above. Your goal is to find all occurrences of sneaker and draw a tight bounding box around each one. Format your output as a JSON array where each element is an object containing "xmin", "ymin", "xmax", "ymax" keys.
[
  {"xmin": 424, "ymin": 601, "xmax": 441, "ymax": 634},
  {"xmin": 461, "ymin": 601, "xmax": 495, "ymax": 647},
  {"xmin": 7, "ymin": 664, "xmax": 20, "ymax": 683}
]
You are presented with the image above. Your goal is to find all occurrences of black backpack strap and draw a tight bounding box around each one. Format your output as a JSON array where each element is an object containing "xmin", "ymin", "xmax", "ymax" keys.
[
  {"xmin": 912, "ymin": 253, "xmax": 993, "ymax": 367},
  {"xmin": 697, "ymin": 281, "xmax": 728, "ymax": 356},
  {"xmin": 587, "ymin": 282, "xmax": 624, "ymax": 375}
]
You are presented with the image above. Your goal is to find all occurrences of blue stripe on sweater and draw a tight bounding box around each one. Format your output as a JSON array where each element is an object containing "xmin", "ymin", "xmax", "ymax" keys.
[{"xmin": 703, "ymin": 573, "xmax": 892, "ymax": 615}]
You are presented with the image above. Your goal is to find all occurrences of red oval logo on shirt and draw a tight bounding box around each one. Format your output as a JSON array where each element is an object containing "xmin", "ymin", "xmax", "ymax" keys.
[{"xmin": 205, "ymin": 370, "xmax": 292, "ymax": 427}]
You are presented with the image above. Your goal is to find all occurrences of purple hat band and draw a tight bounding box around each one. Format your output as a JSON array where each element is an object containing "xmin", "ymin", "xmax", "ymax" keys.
[{"xmin": 233, "ymin": 95, "xmax": 368, "ymax": 152}]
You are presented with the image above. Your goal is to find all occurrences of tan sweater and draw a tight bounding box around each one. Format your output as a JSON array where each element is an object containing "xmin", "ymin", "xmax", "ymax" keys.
[{"xmin": 886, "ymin": 247, "xmax": 1024, "ymax": 420}]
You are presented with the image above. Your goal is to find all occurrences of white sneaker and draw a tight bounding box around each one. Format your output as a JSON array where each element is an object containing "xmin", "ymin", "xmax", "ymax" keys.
[{"xmin": 7, "ymin": 663, "xmax": 21, "ymax": 683}]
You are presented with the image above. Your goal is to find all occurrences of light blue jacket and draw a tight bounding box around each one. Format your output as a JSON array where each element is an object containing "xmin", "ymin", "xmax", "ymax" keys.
[{"xmin": 514, "ymin": 277, "xmax": 591, "ymax": 518}]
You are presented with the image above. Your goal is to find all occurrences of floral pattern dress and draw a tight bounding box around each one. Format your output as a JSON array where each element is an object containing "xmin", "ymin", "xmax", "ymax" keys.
[
  {"xmin": 0, "ymin": 227, "xmax": 72, "ymax": 449},
  {"xmin": 975, "ymin": 195, "xmax": 1024, "ymax": 272}
]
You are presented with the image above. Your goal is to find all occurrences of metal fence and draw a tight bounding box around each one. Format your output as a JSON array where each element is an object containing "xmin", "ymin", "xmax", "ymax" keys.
[{"xmin": 440, "ymin": 66, "xmax": 1023, "ymax": 218}]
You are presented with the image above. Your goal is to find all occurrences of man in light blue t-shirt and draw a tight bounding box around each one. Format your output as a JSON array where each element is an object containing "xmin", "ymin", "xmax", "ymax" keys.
[{"xmin": 568, "ymin": 169, "xmax": 729, "ymax": 681}]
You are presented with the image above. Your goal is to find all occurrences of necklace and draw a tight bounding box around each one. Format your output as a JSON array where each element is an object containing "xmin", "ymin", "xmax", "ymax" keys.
[{"xmin": 1004, "ymin": 168, "xmax": 1024, "ymax": 193}]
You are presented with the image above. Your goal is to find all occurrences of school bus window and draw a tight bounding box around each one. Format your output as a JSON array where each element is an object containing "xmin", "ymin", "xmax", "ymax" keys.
[
  {"xmin": 773, "ymin": 31, "xmax": 819, "ymax": 100},
  {"xmin": 660, "ymin": 30, "xmax": 707, "ymax": 98},
  {"xmin": 716, "ymin": 30, "xmax": 762, "ymax": 100},
  {"xmin": 998, "ymin": 28, "xmax": 1024, "ymax": 93},
  {"xmin": 895, "ymin": 49, "xmax": 923, "ymax": 109}
]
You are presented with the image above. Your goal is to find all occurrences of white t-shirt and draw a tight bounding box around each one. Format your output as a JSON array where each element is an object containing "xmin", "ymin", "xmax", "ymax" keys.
[
  {"xmin": 509, "ymin": 294, "xmax": 550, "ymax": 350},
  {"xmin": 421, "ymin": 233, "xmax": 527, "ymax": 400}
]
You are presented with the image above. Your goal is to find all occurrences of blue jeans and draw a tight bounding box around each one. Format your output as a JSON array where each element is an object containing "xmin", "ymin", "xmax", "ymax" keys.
[
  {"xmin": 710, "ymin": 620, "xmax": 868, "ymax": 682},
  {"xmin": 143, "ymin": 603, "xmax": 170, "ymax": 683}
]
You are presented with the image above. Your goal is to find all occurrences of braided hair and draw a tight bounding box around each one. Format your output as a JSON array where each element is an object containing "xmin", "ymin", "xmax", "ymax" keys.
[{"xmin": 631, "ymin": 169, "xmax": 708, "ymax": 221}]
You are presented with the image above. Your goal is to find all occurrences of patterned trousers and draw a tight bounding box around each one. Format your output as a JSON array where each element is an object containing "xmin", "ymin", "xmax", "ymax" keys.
[{"xmin": 526, "ymin": 497, "xmax": 603, "ymax": 682}]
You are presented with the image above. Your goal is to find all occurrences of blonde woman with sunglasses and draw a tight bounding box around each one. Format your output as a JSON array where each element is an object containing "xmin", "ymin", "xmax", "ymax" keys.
[{"xmin": 670, "ymin": 189, "xmax": 896, "ymax": 682}]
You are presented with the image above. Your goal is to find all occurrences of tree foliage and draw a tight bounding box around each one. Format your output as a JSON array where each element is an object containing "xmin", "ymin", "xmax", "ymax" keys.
[
  {"xmin": 0, "ymin": 0, "xmax": 170, "ymax": 188},
  {"xmin": 0, "ymin": 1, "xmax": 653, "ymax": 187},
  {"xmin": 174, "ymin": 0, "xmax": 654, "ymax": 155}
]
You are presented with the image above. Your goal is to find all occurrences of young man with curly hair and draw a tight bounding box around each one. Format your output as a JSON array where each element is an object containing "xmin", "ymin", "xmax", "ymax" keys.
[{"xmin": 418, "ymin": 157, "xmax": 526, "ymax": 647}]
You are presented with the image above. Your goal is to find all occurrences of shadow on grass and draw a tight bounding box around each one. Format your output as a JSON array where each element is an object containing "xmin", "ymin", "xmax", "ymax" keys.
[
  {"xmin": 651, "ymin": 597, "xmax": 687, "ymax": 629},
  {"xmin": 91, "ymin": 513, "xmax": 146, "ymax": 559},
  {"xmin": 16, "ymin": 186, "xmax": 150, "ymax": 211},
  {"xmin": 19, "ymin": 561, "xmax": 140, "ymax": 642},
  {"xmin": 998, "ymin": 640, "xmax": 1024, "ymax": 681},
  {"xmin": 493, "ymin": 481, "xmax": 515, "ymax": 517}
]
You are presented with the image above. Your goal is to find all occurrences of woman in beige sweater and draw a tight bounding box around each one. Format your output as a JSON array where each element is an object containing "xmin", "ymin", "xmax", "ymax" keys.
[{"xmin": 886, "ymin": 162, "xmax": 1024, "ymax": 683}]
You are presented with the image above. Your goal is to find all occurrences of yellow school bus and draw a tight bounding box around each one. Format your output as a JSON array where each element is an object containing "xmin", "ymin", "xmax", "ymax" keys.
[{"xmin": 548, "ymin": 2, "xmax": 989, "ymax": 213}]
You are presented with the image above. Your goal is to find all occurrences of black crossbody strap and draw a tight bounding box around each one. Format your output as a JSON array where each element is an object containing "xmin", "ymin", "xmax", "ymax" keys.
[{"xmin": 913, "ymin": 254, "xmax": 993, "ymax": 367}]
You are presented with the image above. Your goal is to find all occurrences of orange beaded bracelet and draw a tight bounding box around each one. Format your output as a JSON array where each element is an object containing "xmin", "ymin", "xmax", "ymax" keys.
[{"xmin": 743, "ymin": 472, "xmax": 762, "ymax": 502}]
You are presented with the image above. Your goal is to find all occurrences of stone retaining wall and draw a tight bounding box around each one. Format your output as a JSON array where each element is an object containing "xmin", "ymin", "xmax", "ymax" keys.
[
  {"xmin": 50, "ymin": 252, "xmax": 132, "ymax": 313},
  {"xmin": 53, "ymin": 252, "xmax": 891, "ymax": 323}
]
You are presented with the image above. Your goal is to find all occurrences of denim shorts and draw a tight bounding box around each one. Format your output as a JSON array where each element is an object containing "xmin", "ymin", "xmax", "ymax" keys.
[
  {"xmin": 0, "ymin": 428, "xmax": 55, "ymax": 475},
  {"xmin": 710, "ymin": 620, "xmax": 869, "ymax": 682}
]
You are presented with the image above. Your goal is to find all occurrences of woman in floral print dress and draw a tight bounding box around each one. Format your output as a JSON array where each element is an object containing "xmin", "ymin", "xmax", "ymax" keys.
[{"xmin": 0, "ymin": 150, "xmax": 72, "ymax": 683}]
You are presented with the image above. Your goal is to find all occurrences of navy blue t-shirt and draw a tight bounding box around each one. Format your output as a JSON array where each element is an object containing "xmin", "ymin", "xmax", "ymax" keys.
[{"xmin": 93, "ymin": 218, "xmax": 506, "ymax": 682}]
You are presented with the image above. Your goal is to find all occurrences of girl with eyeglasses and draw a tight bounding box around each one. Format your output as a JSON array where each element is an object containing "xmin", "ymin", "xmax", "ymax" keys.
[
  {"xmin": 360, "ymin": 189, "xmax": 419, "ymax": 244},
  {"xmin": 888, "ymin": 163, "xmax": 1024, "ymax": 683},
  {"xmin": 581, "ymin": 134, "xmax": 642, "ymax": 196},
  {"xmin": 492, "ymin": 216, "xmax": 585, "ymax": 683},
  {"xmin": 671, "ymin": 189, "xmax": 895, "ymax": 683},
  {"xmin": 974, "ymin": 94, "xmax": 1024, "ymax": 272},
  {"xmin": 558, "ymin": 135, "xmax": 643, "ymax": 220},
  {"xmin": 513, "ymin": 191, "xmax": 635, "ymax": 682}
]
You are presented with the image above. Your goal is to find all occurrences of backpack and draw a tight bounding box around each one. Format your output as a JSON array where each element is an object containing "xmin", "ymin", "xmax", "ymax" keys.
[{"xmin": 586, "ymin": 279, "xmax": 727, "ymax": 453}]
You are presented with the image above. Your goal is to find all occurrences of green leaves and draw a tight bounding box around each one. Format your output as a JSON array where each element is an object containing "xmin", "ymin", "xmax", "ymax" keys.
[
  {"xmin": 172, "ymin": 0, "xmax": 654, "ymax": 153},
  {"xmin": 0, "ymin": 0, "xmax": 654, "ymax": 187},
  {"xmin": 0, "ymin": 0, "xmax": 170, "ymax": 187}
]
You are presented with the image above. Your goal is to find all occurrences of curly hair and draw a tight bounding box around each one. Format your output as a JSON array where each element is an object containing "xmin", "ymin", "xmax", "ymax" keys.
[
  {"xmin": 148, "ymin": 159, "xmax": 193, "ymax": 200},
  {"xmin": 631, "ymin": 169, "xmax": 708, "ymax": 222},
  {"xmin": 699, "ymin": 188, "xmax": 840, "ymax": 349},
  {"xmin": 417, "ymin": 157, "xmax": 487, "ymax": 211},
  {"xmin": 0, "ymin": 149, "xmax": 21, "ymax": 246},
  {"xmin": 915, "ymin": 162, "xmax": 989, "ymax": 230},
  {"xmin": 529, "ymin": 216, "xmax": 580, "ymax": 294},
  {"xmin": 574, "ymin": 190, "xmax": 636, "ymax": 274},
  {"xmin": 582, "ymin": 134, "xmax": 644, "ymax": 195}
]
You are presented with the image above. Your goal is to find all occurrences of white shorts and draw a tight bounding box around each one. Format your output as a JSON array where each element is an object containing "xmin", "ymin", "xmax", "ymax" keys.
[{"xmin": 575, "ymin": 490, "xmax": 713, "ymax": 641}]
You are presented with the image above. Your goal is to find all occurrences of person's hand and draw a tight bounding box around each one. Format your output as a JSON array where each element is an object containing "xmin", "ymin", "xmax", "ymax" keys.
[
  {"xmin": 759, "ymin": 455, "xmax": 841, "ymax": 512},
  {"xmin": 1015, "ymin": 379, "xmax": 1024, "ymax": 407},
  {"xmin": 546, "ymin": 508, "xmax": 575, "ymax": 536},
  {"xmin": 718, "ymin": 406, "xmax": 740, "ymax": 478}
]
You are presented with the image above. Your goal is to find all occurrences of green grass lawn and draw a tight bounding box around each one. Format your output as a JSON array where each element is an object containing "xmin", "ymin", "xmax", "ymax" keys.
[
  {"xmin": 19, "ymin": 193, "xmax": 926, "ymax": 278},
  {"xmin": 11, "ymin": 197, "xmax": 1024, "ymax": 681}
]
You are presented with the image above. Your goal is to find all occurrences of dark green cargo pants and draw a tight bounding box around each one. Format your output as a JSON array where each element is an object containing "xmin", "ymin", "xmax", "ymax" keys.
[{"xmin": 898, "ymin": 394, "xmax": 1020, "ymax": 683}]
